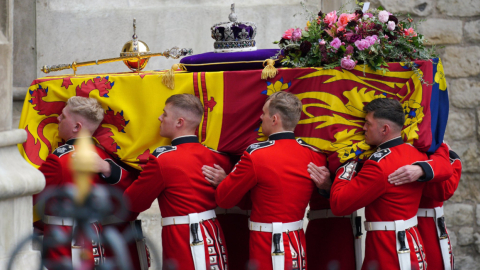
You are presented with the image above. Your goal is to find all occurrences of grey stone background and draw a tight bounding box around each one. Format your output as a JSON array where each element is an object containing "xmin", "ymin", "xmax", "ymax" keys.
[{"xmin": 6, "ymin": 0, "xmax": 480, "ymax": 268}]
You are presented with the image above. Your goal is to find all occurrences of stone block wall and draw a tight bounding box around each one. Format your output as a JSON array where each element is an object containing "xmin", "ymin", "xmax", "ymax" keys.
[{"xmin": 370, "ymin": 0, "xmax": 480, "ymax": 268}]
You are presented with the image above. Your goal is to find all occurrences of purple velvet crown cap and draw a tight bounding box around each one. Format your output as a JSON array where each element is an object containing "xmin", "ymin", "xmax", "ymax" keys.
[{"xmin": 180, "ymin": 49, "xmax": 280, "ymax": 72}]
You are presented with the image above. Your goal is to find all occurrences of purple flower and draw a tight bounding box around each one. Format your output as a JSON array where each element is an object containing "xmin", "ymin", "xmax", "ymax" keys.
[
  {"xmin": 365, "ymin": 35, "xmax": 378, "ymax": 46},
  {"xmin": 330, "ymin": 37, "xmax": 342, "ymax": 49},
  {"xmin": 341, "ymin": 55, "xmax": 357, "ymax": 70},
  {"xmin": 345, "ymin": 45, "xmax": 354, "ymax": 55},
  {"xmin": 300, "ymin": 41, "xmax": 312, "ymax": 56},
  {"xmin": 388, "ymin": 15, "xmax": 398, "ymax": 25},
  {"xmin": 387, "ymin": 21, "xmax": 395, "ymax": 31},
  {"xmin": 354, "ymin": 39, "xmax": 370, "ymax": 50},
  {"xmin": 378, "ymin": 10, "xmax": 389, "ymax": 23},
  {"xmin": 292, "ymin": 28, "xmax": 302, "ymax": 41},
  {"xmin": 348, "ymin": 34, "xmax": 362, "ymax": 43}
]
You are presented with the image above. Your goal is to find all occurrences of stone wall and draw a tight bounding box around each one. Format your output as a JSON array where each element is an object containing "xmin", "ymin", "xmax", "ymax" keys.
[
  {"xmin": 370, "ymin": 0, "xmax": 480, "ymax": 268},
  {"xmin": 0, "ymin": 0, "xmax": 44, "ymax": 269}
]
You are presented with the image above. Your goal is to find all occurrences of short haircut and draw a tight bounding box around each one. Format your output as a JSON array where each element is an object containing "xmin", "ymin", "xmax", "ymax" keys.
[
  {"xmin": 165, "ymin": 94, "xmax": 204, "ymax": 123},
  {"xmin": 364, "ymin": 98, "xmax": 405, "ymax": 130},
  {"xmin": 266, "ymin": 91, "xmax": 302, "ymax": 130},
  {"xmin": 67, "ymin": 96, "xmax": 104, "ymax": 127}
]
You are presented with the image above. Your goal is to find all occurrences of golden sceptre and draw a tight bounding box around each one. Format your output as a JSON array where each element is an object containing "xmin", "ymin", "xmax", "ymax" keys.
[{"xmin": 40, "ymin": 19, "xmax": 192, "ymax": 75}]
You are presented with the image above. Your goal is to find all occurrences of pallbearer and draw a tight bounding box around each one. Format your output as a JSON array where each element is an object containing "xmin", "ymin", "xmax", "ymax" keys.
[
  {"xmin": 203, "ymin": 91, "xmax": 327, "ymax": 270},
  {"xmin": 33, "ymin": 97, "xmax": 138, "ymax": 269},
  {"xmin": 389, "ymin": 144, "xmax": 462, "ymax": 270},
  {"xmin": 329, "ymin": 98, "xmax": 453, "ymax": 270},
  {"xmin": 124, "ymin": 94, "xmax": 232, "ymax": 270}
]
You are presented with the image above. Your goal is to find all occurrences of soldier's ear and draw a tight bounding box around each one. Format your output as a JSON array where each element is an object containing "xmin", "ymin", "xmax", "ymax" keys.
[
  {"xmin": 73, "ymin": 122, "xmax": 82, "ymax": 132},
  {"xmin": 176, "ymin": 117, "xmax": 185, "ymax": 127}
]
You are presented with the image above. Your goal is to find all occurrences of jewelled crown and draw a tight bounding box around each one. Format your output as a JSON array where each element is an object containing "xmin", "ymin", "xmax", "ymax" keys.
[{"xmin": 211, "ymin": 3, "xmax": 257, "ymax": 53}]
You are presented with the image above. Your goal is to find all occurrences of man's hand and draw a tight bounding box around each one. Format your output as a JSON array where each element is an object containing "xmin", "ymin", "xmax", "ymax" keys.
[
  {"xmin": 307, "ymin": 163, "xmax": 331, "ymax": 190},
  {"xmin": 388, "ymin": 165, "xmax": 424, "ymax": 186},
  {"xmin": 89, "ymin": 152, "xmax": 111, "ymax": 177},
  {"xmin": 202, "ymin": 164, "xmax": 227, "ymax": 187}
]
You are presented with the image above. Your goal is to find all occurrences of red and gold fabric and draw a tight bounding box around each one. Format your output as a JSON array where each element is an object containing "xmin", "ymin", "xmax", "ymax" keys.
[{"xmin": 19, "ymin": 59, "xmax": 448, "ymax": 171}]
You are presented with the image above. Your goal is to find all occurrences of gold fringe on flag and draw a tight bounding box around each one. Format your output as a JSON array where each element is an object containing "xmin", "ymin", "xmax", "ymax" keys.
[
  {"xmin": 161, "ymin": 64, "xmax": 186, "ymax": 89},
  {"xmin": 261, "ymin": 59, "xmax": 278, "ymax": 80}
]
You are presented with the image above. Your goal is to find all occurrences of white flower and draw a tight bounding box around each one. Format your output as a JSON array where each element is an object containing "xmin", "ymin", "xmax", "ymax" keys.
[
  {"xmin": 387, "ymin": 21, "xmax": 395, "ymax": 31},
  {"xmin": 378, "ymin": 10, "xmax": 389, "ymax": 23}
]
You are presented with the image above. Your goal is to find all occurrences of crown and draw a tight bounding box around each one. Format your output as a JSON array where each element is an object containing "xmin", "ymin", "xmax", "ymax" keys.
[{"xmin": 211, "ymin": 3, "xmax": 257, "ymax": 53}]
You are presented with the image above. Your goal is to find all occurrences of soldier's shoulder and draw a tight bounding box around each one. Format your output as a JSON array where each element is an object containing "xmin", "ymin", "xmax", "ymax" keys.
[
  {"xmin": 52, "ymin": 144, "xmax": 75, "ymax": 158},
  {"xmin": 368, "ymin": 148, "xmax": 391, "ymax": 163},
  {"xmin": 296, "ymin": 138, "xmax": 321, "ymax": 152},
  {"xmin": 246, "ymin": 141, "xmax": 274, "ymax": 154},
  {"xmin": 152, "ymin": 146, "xmax": 177, "ymax": 158}
]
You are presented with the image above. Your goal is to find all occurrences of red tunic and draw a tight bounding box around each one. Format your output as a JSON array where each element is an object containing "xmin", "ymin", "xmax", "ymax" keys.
[
  {"xmin": 215, "ymin": 132, "xmax": 327, "ymax": 270},
  {"xmin": 417, "ymin": 148, "xmax": 461, "ymax": 270},
  {"xmin": 305, "ymin": 191, "xmax": 356, "ymax": 270},
  {"xmin": 330, "ymin": 137, "xmax": 452, "ymax": 270},
  {"xmin": 124, "ymin": 135, "xmax": 233, "ymax": 270},
  {"xmin": 34, "ymin": 138, "xmax": 134, "ymax": 269}
]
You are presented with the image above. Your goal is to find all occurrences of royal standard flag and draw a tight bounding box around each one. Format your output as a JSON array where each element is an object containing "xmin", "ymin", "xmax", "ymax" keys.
[{"xmin": 19, "ymin": 58, "xmax": 448, "ymax": 171}]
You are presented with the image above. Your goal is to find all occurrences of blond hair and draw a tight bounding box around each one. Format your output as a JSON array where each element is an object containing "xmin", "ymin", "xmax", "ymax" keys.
[
  {"xmin": 67, "ymin": 96, "xmax": 104, "ymax": 127},
  {"xmin": 165, "ymin": 94, "xmax": 204, "ymax": 125},
  {"xmin": 266, "ymin": 92, "xmax": 302, "ymax": 130}
]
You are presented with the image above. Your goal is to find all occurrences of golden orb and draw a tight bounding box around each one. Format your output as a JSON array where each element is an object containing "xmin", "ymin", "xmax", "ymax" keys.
[
  {"xmin": 121, "ymin": 19, "xmax": 151, "ymax": 72},
  {"xmin": 120, "ymin": 39, "xmax": 150, "ymax": 71}
]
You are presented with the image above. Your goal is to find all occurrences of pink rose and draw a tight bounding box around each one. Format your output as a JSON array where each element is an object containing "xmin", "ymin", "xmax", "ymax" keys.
[
  {"xmin": 378, "ymin": 10, "xmax": 389, "ymax": 23},
  {"xmin": 337, "ymin": 13, "xmax": 356, "ymax": 29},
  {"xmin": 403, "ymin": 27, "xmax": 417, "ymax": 37},
  {"xmin": 330, "ymin": 37, "xmax": 342, "ymax": 49},
  {"xmin": 341, "ymin": 55, "xmax": 357, "ymax": 70},
  {"xmin": 363, "ymin": 13, "xmax": 373, "ymax": 20},
  {"xmin": 282, "ymin": 28, "xmax": 294, "ymax": 40},
  {"xmin": 365, "ymin": 35, "xmax": 378, "ymax": 46},
  {"xmin": 354, "ymin": 39, "xmax": 370, "ymax": 51},
  {"xmin": 345, "ymin": 45, "xmax": 354, "ymax": 55},
  {"xmin": 318, "ymin": 39, "xmax": 326, "ymax": 45},
  {"xmin": 324, "ymin": 10, "xmax": 338, "ymax": 27},
  {"xmin": 292, "ymin": 28, "xmax": 302, "ymax": 41},
  {"xmin": 387, "ymin": 21, "xmax": 395, "ymax": 31}
]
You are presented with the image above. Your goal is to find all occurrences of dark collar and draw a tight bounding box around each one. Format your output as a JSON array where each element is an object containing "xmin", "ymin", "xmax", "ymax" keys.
[
  {"xmin": 377, "ymin": 136, "xmax": 404, "ymax": 150},
  {"xmin": 268, "ymin": 131, "xmax": 296, "ymax": 141},
  {"xmin": 171, "ymin": 135, "xmax": 199, "ymax": 146},
  {"xmin": 65, "ymin": 137, "xmax": 95, "ymax": 145}
]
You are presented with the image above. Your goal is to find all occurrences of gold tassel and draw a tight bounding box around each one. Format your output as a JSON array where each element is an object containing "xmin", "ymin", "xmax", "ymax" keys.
[
  {"xmin": 161, "ymin": 63, "xmax": 180, "ymax": 90},
  {"xmin": 261, "ymin": 59, "xmax": 278, "ymax": 80}
]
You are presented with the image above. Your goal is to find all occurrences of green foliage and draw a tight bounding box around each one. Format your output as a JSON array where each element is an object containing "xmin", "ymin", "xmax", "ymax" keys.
[{"xmin": 275, "ymin": 1, "xmax": 439, "ymax": 82}]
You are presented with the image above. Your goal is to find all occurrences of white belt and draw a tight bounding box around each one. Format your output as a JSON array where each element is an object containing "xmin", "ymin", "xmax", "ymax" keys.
[
  {"xmin": 365, "ymin": 216, "xmax": 418, "ymax": 231},
  {"xmin": 248, "ymin": 219, "xmax": 303, "ymax": 233},
  {"xmin": 366, "ymin": 216, "xmax": 417, "ymax": 270},
  {"xmin": 162, "ymin": 210, "xmax": 216, "ymax": 270},
  {"xmin": 249, "ymin": 219, "xmax": 303, "ymax": 270},
  {"xmin": 215, "ymin": 206, "xmax": 251, "ymax": 216},
  {"xmin": 417, "ymin": 206, "xmax": 452, "ymax": 270},
  {"xmin": 161, "ymin": 209, "xmax": 216, "ymax": 226},
  {"xmin": 308, "ymin": 209, "xmax": 352, "ymax": 220},
  {"xmin": 43, "ymin": 215, "xmax": 97, "ymax": 226},
  {"xmin": 43, "ymin": 215, "xmax": 75, "ymax": 226},
  {"xmin": 417, "ymin": 206, "xmax": 444, "ymax": 218}
]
